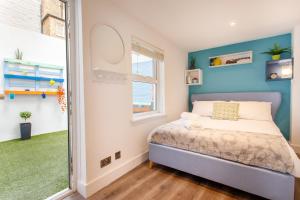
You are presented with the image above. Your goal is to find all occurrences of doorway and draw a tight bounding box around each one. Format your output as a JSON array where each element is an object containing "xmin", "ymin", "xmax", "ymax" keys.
[{"xmin": 0, "ymin": 0, "xmax": 73, "ymax": 199}]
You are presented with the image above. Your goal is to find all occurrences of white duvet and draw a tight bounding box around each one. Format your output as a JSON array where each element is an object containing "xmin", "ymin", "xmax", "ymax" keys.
[{"xmin": 148, "ymin": 112, "xmax": 300, "ymax": 177}]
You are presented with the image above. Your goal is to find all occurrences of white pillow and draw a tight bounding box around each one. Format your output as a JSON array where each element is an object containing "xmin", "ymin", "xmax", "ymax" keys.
[
  {"xmin": 192, "ymin": 101, "xmax": 225, "ymax": 117},
  {"xmin": 231, "ymin": 101, "xmax": 273, "ymax": 121}
]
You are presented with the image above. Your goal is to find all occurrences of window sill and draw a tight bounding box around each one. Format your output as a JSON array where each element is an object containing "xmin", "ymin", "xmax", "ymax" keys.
[{"xmin": 131, "ymin": 112, "xmax": 166, "ymax": 122}]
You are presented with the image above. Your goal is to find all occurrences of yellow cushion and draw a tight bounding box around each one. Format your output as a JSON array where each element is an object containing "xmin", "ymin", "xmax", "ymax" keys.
[{"xmin": 212, "ymin": 102, "xmax": 239, "ymax": 120}]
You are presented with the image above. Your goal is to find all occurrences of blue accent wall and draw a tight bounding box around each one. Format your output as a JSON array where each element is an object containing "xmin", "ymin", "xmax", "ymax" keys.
[{"xmin": 188, "ymin": 34, "xmax": 291, "ymax": 139}]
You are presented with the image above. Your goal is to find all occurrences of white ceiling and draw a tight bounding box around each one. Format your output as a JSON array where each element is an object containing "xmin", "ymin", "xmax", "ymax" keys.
[{"xmin": 111, "ymin": 0, "xmax": 300, "ymax": 52}]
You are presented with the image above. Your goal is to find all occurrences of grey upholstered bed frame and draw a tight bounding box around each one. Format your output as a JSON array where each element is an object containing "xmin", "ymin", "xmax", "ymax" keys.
[{"xmin": 149, "ymin": 92, "xmax": 295, "ymax": 200}]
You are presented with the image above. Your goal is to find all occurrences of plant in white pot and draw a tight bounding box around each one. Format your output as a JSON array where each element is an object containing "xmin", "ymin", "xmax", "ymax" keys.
[{"xmin": 19, "ymin": 111, "xmax": 32, "ymax": 140}]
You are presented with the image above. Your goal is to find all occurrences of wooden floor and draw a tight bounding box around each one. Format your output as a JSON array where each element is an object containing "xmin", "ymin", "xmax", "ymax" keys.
[{"xmin": 65, "ymin": 161, "xmax": 277, "ymax": 200}]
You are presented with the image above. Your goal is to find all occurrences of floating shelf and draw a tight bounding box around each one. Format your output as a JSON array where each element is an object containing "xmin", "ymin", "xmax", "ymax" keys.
[
  {"xmin": 4, "ymin": 74, "xmax": 64, "ymax": 82},
  {"xmin": 185, "ymin": 69, "xmax": 203, "ymax": 86},
  {"xmin": 4, "ymin": 58, "xmax": 64, "ymax": 70},
  {"xmin": 209, "ymin": 51, "xmax": 252, "ymax": 68},
  {"xmin": 4, "ymin": 90, "xmax": 58, "ymax": 95},
  {"xmin": 266, "ymin": 58, "xmax": 293, "ymax": 81}
]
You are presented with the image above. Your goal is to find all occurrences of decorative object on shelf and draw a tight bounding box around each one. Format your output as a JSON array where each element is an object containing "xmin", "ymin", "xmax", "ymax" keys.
[
  {"xmin": 262, "ymin": 43, "xmax": 291, "ymax": 61},
  {"xmin": 190, "ymin": 57, "xmax": 196, "ymax": 69},
  {"xmin": 3, "ymin": 58, "xmax": 64, "ymax": 96},
  {"xmin": 9, "ymin": 93, "xmax": 15, "ymax": 100},
  {"xmin": 49, "ymin": 79, "xmax": 56, "ymax": 86},
  {"xmin": 209, "ymin": 51, "xmax": 252, "ymax": 68},
  {"xmin": 270, "ymin": 73, "xmax": 278, "ymax": 80},
  {"xmin": 192, "ymin": 78, "xmax": 199, "ymax": 83},
  {"xmin": 212, "ymin": 57, "xmax": 222, "ymax": 66},
  {"xmin": 15, "ymin": 48, "xmax": 23, "ymax": 60},
  {"xmin": 19, "ymin": 111, "xmax": 32, "ymax": 140},
  {"xmin": 57, "ymin": 86, "xmax": 67, "ymax": 112},
  {"xmin": 266, "ymin": 58, "xmax": 293, "ymax": 81},
  {"xmin": 186, "ymin": 75, "xmax": 192, "ymax": 84},
  {"xmin": 185, "ymin": 69, "xmax": 203, "ymax": 85}
]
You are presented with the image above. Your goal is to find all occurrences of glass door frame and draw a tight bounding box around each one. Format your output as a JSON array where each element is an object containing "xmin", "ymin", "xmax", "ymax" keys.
[{"xmin": 46, "ymin": 0, "xmax": 79, "ymax": 199}]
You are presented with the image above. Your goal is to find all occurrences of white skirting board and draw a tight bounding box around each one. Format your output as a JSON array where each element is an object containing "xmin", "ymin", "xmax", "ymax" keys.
[{"xmin": 79, "ymin": 151, "xmax": 149, "ymax": 198}]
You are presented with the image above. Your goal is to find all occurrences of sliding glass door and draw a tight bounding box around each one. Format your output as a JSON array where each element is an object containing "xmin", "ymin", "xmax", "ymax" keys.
[{"xmin": 0, "ymin": 0, "xmax": 73, "ymax": 199}]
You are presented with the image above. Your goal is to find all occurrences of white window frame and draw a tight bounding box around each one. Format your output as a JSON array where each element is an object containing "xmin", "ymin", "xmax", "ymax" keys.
[{"xmin": 131, "ymin": 51, "xmax": 165, "ymax": 122}]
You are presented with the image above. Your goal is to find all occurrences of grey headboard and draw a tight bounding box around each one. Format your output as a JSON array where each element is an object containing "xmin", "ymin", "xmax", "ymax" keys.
[{"xmin": 191, "ymin": 92, "xmax": 281, "ymax": 119}]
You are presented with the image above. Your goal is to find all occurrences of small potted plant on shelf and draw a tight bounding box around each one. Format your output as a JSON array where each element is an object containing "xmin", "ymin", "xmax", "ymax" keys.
[
  {"xmin": 15, "ymin": 48, "xmax": 23, "ymax": 60},
  {"xmin": 19, "ymin": 111, "xmax": 32, "ymax": 140},
  {"xmin": 263, "ymin": 43, "xmax": 290, "ymax": 60},
  {"xmin": 190, "ymin": 57, "xmax": 196, "ymax": 69}
]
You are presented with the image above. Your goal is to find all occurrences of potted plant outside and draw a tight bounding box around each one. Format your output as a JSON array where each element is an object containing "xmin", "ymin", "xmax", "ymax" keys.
[
  {"xmin": 263, "ymin": 43, "xmax": 290, "ymax": 60},
  {"xmin": 19, "ymin": 111, "xmax": 32, "ymax": 140}
]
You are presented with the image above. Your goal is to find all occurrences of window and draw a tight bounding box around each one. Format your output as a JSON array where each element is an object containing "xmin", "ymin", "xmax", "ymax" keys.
[{"xmin": 131, "ymin": 38, "xmax": 164, "ymax": 120}]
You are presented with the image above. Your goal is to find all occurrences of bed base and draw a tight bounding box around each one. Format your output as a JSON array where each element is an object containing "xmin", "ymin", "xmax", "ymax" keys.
[{"xmin": 149, "ymin": 143, "xmax": 295, "ymax": 200}]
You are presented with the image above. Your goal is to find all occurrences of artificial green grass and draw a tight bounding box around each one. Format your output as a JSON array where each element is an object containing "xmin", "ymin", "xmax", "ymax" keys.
[{"xmin": 0, "ymin": 131, "xmax": 69, "ymax": 200}]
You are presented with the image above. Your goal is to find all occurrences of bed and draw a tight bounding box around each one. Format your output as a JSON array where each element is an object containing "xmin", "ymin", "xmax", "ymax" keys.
[{"xmin": 148, "ymin": 92, "xmax": 299, "ymax": 200}]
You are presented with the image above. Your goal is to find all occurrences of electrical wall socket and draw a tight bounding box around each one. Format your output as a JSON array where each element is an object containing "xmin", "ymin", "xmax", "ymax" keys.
[
  {"xmin": 100, "ymin": 156, "xmax": 111, "ymax": 168},
  {"xmin": 115, "ymin": 151, "xmax": 121, "ymax": 160}
]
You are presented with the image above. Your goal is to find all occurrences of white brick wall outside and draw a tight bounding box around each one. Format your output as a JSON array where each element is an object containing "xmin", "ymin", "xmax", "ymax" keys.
[{"xmin": 0, "ymin": 0, "xmax": 41, "ymax": 32}]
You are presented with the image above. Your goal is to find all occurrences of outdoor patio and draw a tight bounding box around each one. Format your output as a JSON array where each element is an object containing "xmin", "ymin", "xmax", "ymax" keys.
[{"xmin": 0, "ymin": 131, "xmax": 68, "ymax": 200}]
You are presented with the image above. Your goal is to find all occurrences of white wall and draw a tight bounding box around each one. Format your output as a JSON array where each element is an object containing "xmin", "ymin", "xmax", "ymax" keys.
[
  {"xmin": 0, "ymin": 23, "xmax": 68, "ymax": 142},
  {"xmin": 81, "ymin": 0, "xmax": 187, "ymax": 197},
  {"xmin": 0, "ymin": 0, "xmax": 41, "ymax": 33},
  {"xmin": 291, "ymin": 24, "xmax": 300, "ymax": 152}
]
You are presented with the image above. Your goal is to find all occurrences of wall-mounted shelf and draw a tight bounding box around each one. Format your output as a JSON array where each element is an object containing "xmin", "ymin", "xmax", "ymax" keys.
[
  {"xmin": 92, "ymin": 68, "xmax": 127, "ymax": 84},
  {"xmin": 4, "ymin": 90, "xmax": 58, "ymax": 95},
  {"xmin": 209, "ymin": 51, "xmax": 252, "ymax": 68},
  {"xmin": 4, "ymin": 74, "xmax": 64, "ymax": 82},
  {"xmin": 266, "ymin": 58, "xmax": 293, "ymax": 81},
  {"xmin": 4, "ymin": 58, "xmax": 64, "ymax": 70},
  {"xmin": 3, "ymin": 58, "xmax": 64, "ymax": 96},
  {"xmin": 185, "ymin": 69, "xmax": 202, "ymax": 86}
]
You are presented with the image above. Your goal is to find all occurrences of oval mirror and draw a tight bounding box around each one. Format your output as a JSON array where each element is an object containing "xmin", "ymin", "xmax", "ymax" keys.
[{"xmin": 90, "ymin": 24, "xmax": 125, "ymax": 65}]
